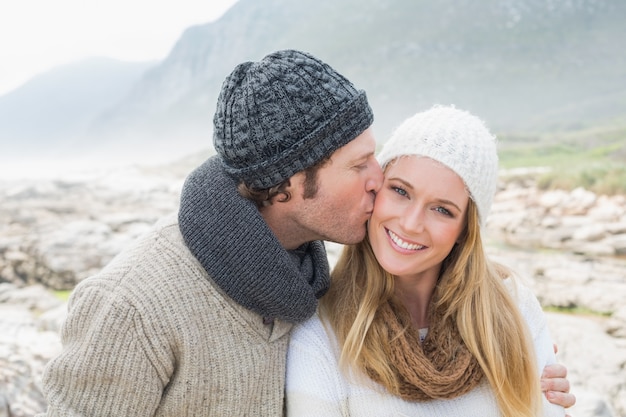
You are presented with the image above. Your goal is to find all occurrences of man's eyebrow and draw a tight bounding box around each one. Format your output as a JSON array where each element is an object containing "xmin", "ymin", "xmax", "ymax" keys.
[{"xmin": 352, "ymin": 150, "xmax": 375, "ymax": 162}]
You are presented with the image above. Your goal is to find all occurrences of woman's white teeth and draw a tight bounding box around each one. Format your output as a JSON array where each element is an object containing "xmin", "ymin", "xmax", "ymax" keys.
[{"xmin": 388, "ymin": 229, "xmax": 424, "ymax": 250}]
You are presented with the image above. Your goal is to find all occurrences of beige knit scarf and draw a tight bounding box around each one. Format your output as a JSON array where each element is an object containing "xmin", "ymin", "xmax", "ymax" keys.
[{"xmin": 367, "ymin": 298, "xmax": 484, "ymax": 401}]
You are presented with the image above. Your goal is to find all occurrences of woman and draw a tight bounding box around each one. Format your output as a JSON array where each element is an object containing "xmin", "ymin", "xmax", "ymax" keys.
[{"xmin": 286, "ymin": 106, "xmax": 566, "ymax": 416}]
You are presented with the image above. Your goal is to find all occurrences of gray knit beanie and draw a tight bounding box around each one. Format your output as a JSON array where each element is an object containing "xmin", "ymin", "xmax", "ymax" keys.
[
  {"xmin": 377, "ymin": 105, "xmax": 499, "ymax": 225},
  {"xmin": 213, "ymin": 49, "xmax": 374, "ymax": 189}
]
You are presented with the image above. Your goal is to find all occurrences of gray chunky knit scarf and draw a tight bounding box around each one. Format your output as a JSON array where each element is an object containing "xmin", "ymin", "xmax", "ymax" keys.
[{"xmin": 178, "ymin": 156, "xmax": 330, "ymax": 323}]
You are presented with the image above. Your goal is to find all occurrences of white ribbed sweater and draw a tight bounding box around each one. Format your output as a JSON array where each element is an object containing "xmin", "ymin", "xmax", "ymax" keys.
[
  {"xmin": 286, "ymin": 280, "xmax": 565, "ymax": 417},
  {"xmin": 38, "ymin": 214, "xmax": 292, "ymax": 416}
]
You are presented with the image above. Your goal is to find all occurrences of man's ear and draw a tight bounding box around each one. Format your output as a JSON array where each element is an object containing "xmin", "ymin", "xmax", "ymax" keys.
[{"xmin": 279, "ymin": 172, "xmax": 307, "ymax": 203}]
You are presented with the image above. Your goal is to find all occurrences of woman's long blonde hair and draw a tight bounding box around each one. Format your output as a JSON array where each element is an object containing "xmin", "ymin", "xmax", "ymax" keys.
[{"xmin": 320, "ymin": 200, "xmax": 543, "ymax": 417}]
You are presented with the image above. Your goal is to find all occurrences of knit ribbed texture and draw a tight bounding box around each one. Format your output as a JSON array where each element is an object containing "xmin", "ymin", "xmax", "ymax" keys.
[
  {"xmin": 377, "ymin": 105, "xmax": 498, "ymax": 225},
  {"xmin": 38, "ymin": 215, "xmax": 292, "ymax": 416},
  {"xmin": 213, "ymin": 49, "xmax": 373, "ymax": 189},
  {"xmin": 286, "ymin": 280, "xmax": 566, "ymax": 417},
  {"xmin": 178, "ymin": 155, "xmax": 330, "ymax": 323},
  {"xmin": 367, "ymin": 297, "xmax": 483, "ymax": 401}
]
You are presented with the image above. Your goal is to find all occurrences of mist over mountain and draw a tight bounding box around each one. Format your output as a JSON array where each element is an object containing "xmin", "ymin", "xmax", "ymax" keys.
[
  {"xmin": 1, "ymin": 0, "xmax": 625, "ymax": 169},
  {"xmin": 0, "ymin": 57, "xmax": 153, "ymax": 161}
]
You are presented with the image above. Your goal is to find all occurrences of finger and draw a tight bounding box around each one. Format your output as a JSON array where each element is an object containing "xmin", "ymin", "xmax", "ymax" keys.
[
  {"xmin": 545, "ymin": 390, "xmax": 576, "ymax": 409},
  {"xmin": 541, "ymin": 377, "xmax": 570, "ymax": 394},
  {"xmin": 541, "ymin": 363, "xmax": 567, "ymax": 379},
  {"xmin": 553, "ymin": 343, "xmax": 559, "ymax": 355}
]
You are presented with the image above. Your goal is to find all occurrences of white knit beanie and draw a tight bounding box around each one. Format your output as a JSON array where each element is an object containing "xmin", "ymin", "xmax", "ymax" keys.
[{"xmin": 377, "ymin": 105, "xmax": 498, "ymax": 225}]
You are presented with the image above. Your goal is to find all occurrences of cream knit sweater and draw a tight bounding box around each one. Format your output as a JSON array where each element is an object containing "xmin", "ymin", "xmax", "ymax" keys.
[
  {"xmin": 38, "ymin": 214, "xmax": 292, "ymax": 416},
  {"xmin": 286, "ymin": 280, "xmax": 565, "ymax": 417}
]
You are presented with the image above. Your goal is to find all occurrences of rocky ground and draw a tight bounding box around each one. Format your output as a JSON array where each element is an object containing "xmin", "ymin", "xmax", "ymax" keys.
[{"xmin": 1, "ymin": 163, "xmax": 625, "ymax": 417}]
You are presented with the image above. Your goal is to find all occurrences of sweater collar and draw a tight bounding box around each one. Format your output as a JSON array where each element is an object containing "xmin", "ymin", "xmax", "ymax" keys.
[{"xmin": 178, "ymin": 156, "xmax": 330, "ymax": 323}]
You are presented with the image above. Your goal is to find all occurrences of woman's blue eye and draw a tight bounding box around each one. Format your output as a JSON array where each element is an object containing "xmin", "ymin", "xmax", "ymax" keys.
[
  {"xmin": 435, "ymin": 206, "xmax": 452, "ymax": 216},
  {"xmin": 392, "ymin": 186, "xmax": 407, "ymax": 197}
]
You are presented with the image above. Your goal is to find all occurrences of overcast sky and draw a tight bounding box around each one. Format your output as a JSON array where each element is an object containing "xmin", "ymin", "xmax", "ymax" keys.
[{"xmin": 0, "ymin": 0, "xmax": 239, "ymax": 96}]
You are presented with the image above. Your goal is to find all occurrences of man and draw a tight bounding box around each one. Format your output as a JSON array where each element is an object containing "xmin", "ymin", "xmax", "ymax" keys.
[{"xmin": 38, "ymin": 50, "xmax": 573, "ymax": 416}]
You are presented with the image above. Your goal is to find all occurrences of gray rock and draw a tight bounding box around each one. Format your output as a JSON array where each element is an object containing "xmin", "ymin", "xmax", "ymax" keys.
[
  {"xmin": 572, "ymin": 224, "xmax": 608, "ymax": 242},
  {"xmin": 568, "ymin": 390, "xmax": 616, "ymax": 417},
  {"xmin": 606, "ymin": 307, "xmax": 626, "ymax": 338}
]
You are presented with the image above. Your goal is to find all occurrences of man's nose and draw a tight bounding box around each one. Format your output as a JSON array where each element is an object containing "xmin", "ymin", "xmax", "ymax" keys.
[{"xmin": 366, "ymin": 162, "xmax": 383, "ymax": 193}]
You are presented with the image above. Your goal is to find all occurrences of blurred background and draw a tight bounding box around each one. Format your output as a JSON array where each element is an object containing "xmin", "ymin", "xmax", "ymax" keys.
[{"xmin": 1, "ymin": 1, "xmax": 625, "ymax": 416}]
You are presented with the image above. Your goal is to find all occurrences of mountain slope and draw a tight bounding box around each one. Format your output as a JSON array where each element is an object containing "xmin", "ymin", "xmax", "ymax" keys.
[{"xmin": 93, "ymin": 0, "xmax": 626, "ymax": 151}]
